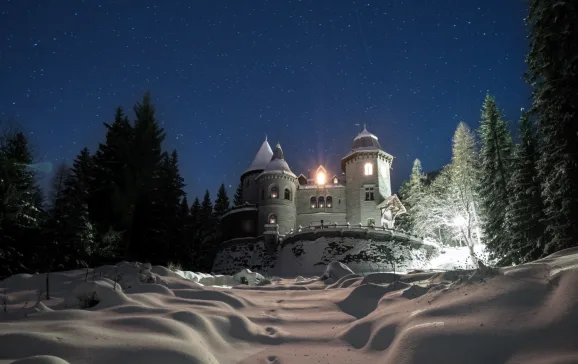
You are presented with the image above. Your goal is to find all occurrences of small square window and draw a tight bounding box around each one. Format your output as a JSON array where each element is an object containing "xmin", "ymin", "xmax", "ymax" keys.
[{"xmin": 365, "ymin": 187, "xmax": 375, "ymax": 201}]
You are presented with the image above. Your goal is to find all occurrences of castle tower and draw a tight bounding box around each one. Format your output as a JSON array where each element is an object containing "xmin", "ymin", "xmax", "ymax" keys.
[
  {"xmin": 240, "ymin": 136, "xmax": 273, "ymax": 205},
  {"xmin": 256, "ymin": 143, "xmax": 298, "ymax": 235},
  {"xmin": 341, "ymin": 126, "xmax": 393, "ymax": 226}
]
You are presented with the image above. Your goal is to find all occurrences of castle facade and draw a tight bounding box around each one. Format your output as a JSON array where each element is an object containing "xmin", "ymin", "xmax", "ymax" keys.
[{"xmin": 221, "ymin": 126, "xmax": 404, "ymax": 241}]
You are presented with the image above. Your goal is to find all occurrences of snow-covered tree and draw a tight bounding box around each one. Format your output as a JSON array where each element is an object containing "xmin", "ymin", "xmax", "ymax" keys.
[
  {"xmin": 505, "ymin": 112, "xmax": 547, "ymax": 264},
  {"xmin": 477, "ymin": 94, "xmax": 514, "ymax": 264},
  {"xmin": 527, "ymin": 0, "xmax": 578, "ymax": 254},
  {"xmin": 413, "ymin": 123, "xmax": 483, "ymax": 266},
  {"xmin": 396, "ymin": 159, "xmax": 426, "ymax": 233}
]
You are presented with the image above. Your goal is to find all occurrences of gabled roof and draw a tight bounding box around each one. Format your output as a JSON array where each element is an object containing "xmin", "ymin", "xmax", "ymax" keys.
[{"xmin": 243, "ymin": 137, "xmax": 273, "ymax": 175}]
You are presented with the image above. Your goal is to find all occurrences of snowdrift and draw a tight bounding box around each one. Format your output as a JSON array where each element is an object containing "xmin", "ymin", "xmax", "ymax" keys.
[{"xmin": 1, "ymin": 249, "xmax": 578, "ymax": 364}]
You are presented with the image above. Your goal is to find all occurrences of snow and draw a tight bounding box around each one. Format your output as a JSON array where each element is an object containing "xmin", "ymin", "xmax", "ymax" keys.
[
  {"xmin": 353, "ymin": 127, "xmax": 378, "ymax": 141},
  {"xmin": 1, "ymin": 248, "xmax": 578, "ymax": 363},
  {"xmin": 243, "ymin": 138, "xmax": 273, "ymax": 175}
]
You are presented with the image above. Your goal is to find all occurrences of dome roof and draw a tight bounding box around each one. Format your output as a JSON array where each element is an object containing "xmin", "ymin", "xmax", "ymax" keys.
[
  {"xmin": 262, "ymin": 143, "xmax": 295, "ymax": 176},
  {"xmin": 351, "ymin": 126, "xmax": 382, "ymax": 151},
  {"xmin": 243, "ymin": 137, "xmax": 273, "ymax": 175}
]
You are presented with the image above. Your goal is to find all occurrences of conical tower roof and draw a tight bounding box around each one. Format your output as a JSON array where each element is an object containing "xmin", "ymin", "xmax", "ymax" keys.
[
  {"xmin": 262, "ymin": 142, "xmax": 295, "ymax": 176},
  {"xmin": 351, "ymin": 125, "xmax": 382, "ymax": 151},
  {"xmin": 243, "ymin": 136, "xmax": 273, "ymax": 175}
]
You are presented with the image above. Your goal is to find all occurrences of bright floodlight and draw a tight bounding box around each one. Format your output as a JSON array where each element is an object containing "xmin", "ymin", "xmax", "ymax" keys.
[
  {"xmin": 317, "ymin": 171, "xmax": 326, "ymax": 185},
  {"xmin": 453, "ymin": 215, "xmax": 467, "ymax": 227}
]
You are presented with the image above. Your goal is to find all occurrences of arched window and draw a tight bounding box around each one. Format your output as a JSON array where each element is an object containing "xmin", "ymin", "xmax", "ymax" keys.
[
  {"xmin": 284, "ymin": 188, "xmax": 291, "ymax": 200},
  {"xmin": 268, "ymin": 213, "xmax": 277, "ymax": 224},
  {"xmin": 318, "ymin": 196, "xmax": 325, "ymax": 208},
  {"xmin": 364, "ymin": 162, "xmax": 373, "ymax": 175},
  {"xmin": 270, "ymin": 185, "xmax": 279, "ymax": 198},
  {"xmin": 333, "ymin": 177, "xmax": 338, "ymax": 184},
  {"xmin": 326, "ymin": 196, "xmax": 333, "ymax": 208},
  {"xmin": 310, "ymin": 196, "xmax": 317, "ymax": 208}
]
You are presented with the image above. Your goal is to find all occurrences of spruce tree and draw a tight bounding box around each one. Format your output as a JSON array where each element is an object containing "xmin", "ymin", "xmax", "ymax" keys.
[
  {"xmin": 233, "ymin": 181, "xmax": 243, "ymax": 206},
  {"xmin": 505, "ymin": 112, "xmax": 547, "ymax": 264},
  {"xmin": 477, "ymin": 94, "xmax": 514, "ymax": 264},
  {"xmin": 89, "ymin": 107, "xmax": 133, "ymax": 241},
  {"xmin": 47, "ymin": 148, "xmax": 95, "ymax": 270},
  {"xmin": 396, "ymin": 159, "xmax": 426, "ymax": 233},
  {"xmin": 187, "ymin": 197, "xmax": 201, "ymax": 266},
  {"xmin": 449, "ymin": 122, "xmax": 482, "ymax": 265},
  {"xmin": 126, "ymin": 92, "xmax": 166, "ymax": 261},
  {"xmin": 197, "ymin": 190, "xmax": 215, "ymax": 271},
  {"xmin": 175, "ymin": 196, "xmax": 190, "ymax": 267},
  {"xmin": 0, "ymin": 130, "xmax": 43, "ymax": 275},
  {"xmin": 527, "ymin": 0, "xmax": 578, "ymax": 253},
  {"xmin": 214, "ymin": 183, "xmax": 230, "ymax": 217}
]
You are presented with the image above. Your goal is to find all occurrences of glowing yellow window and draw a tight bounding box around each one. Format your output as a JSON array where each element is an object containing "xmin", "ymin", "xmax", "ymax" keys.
[{"xmin": 364, "ymin": 163, "xmax": 373, "ymax": 175}]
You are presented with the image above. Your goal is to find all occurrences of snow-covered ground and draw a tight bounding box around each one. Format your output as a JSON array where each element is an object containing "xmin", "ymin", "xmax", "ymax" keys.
[{"xmin": 1, "ymin": 248, "xmax": 578, "ymax": 364}]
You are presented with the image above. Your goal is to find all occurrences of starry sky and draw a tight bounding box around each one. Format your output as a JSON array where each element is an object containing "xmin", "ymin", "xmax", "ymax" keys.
[{"xmin": 0, "ymin": 0, "xmax": 531, "ymax": 200}]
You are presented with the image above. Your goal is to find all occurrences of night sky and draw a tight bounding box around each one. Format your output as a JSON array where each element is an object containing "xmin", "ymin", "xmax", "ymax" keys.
[{"xmin": 0, "ymin": 0, "xmax": 531, "ymax": 200}]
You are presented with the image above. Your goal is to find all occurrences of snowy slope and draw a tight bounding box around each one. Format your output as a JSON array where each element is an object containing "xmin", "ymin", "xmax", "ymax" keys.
[{"xmin": 1, "ymin": 249, "xmax": 578, "ymax": 364}]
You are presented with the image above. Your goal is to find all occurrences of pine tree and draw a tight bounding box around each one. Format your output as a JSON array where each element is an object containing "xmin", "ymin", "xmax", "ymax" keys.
[
  {"xmin": 214, "ymin": 183, "xmax": 230, "ymax": 217},
  {"xmin": 186, "ymin": 197, "xmax": 201, "ymax": 267},
  {"xmin": 174, "ymin": 196, "xmax": 190, "ymax": 267},
  {"xmin": 527, "ymin": 0, "xmax": 578, "ymax": 254},
  {"xmin": 197, "ymin": 190, "xmax": 215, "ymax": 271},
  {"xmin": 233, "ymin": 181, "xmax": 243, "ymax": 206},
  {"xmin": 200, "ymin": 190, "xmax": 213, "ymax": 225},
  {"xmin": 449, "ymin": 122, "xmax": 482, "ymax": 265},
  {"xmin": 477, "ymin": 94, "xmax": 514, "ymax": 263},
  {"xmin": 505, "ymin": 112, "xmax": 547, "ymax": 264},
  {"xmin": 396, "ymin": 159, "xmax": 426, "ymax": 233},
  {"xmin": 149, "ymin": 150, "xmax": 185, "ymax": 265},
  {"xmin": 126, "ymin": 92, "xmax": 166, "ymax": 261},
  {"xmin": 46, "ymin": 148, "xmax": 96, "ymax": 270},
  {"xmin": 0, "ymin": 130, "xmax": 43, "ymax": 275},
  {"xmin": 89, "ymin": 107, "xmax": 134, "ymax": 242}
]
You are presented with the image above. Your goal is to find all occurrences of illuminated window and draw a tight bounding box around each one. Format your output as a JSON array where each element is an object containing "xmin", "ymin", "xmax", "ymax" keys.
[
  {"xmin": 318, "ymin": 196, "xmax": 325, "ymax": 208},
  {"xmin": 364, "ymin": 163, "xmax": 373, "ymax": 175},
  {"xmin": 317, "ymin": 171, "xmax": 326, "ymax": 185},
  {"xmin": 310, "ymin": 196, "xmax": 317, "ymax": 208},
  {"xmin": 365, "ymin": 187, "xmax": 375, "ymax": 201},
  {"xmin": 269, "ymin": 214, "xmax": 277, "ymax": 224},
  {"xmin": 284, "ymin": 188, "xmax": 291, "ymax": 200},
  {"xmin": 326, "ymin": 196, "xmax": 333, "ymax": 208},
  {"xmin": 333, "ymin": 177, "xmax": 338, "ymax": 184},
  {"xmin": 270, "ymin": 186, "xmax": 279, "ymax": 199}
]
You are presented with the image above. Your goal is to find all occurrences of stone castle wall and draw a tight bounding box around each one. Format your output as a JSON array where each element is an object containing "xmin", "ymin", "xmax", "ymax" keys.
[{"xmin": 212, "ymin": 229, "xmax": 437, "ymax": 277}]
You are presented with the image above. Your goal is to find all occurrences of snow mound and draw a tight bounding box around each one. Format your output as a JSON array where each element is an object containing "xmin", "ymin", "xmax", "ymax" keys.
[
  {"xmin": 320, "ymin": 261, "xmax": 355, "ymax": 284},
  {"xmin": 337, "ymin": 282, "xmax": 410, "ymax": 319},
  {"xmin": 233, "ymin": 268, "xmax": 265, "ymax": 286},
  {"xmin": 11, "ymin": 356, "xmax": 70, "ymax": 364},
  {"xmin": 2, "ymin": 249, "xmax": 578, "ymax": 364}
]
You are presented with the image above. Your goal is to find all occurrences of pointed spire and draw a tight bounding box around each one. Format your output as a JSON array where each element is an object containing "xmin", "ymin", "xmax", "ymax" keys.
[
  {"xmin": 271, "ymin": 142, "xmax": 285, "ymax": 160},
  {"xmin": 265, "ymin": 134, "xmax": 267, "ymax": 141},
  {"xmin": 243, "ymin": 138, "xmax": 273, "ymax": 174}
]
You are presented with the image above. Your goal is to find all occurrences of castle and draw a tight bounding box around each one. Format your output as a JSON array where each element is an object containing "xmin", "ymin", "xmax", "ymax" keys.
[{"xmin": 221, "ymin": 126, "xmax": 405, "ymax": 241}]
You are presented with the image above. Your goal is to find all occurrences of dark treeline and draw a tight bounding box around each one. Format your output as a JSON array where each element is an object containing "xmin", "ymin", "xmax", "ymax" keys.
[
  {"xmin": 397, "ymin": 0, "xmax": 578, "ymax": 266},
  {"xmin": 0, "ymin": 92, "xmax": 232, "ymax": 278}
]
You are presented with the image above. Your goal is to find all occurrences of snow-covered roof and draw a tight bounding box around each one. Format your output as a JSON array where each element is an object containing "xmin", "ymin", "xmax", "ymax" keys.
[
  {"xmin": 243, "ymin": 137, "xmax": 273, "ymax": 175},
  {"xmin": 261, "ymin": 143, "xmax": 296, "ymax": 177},
  {"xmin": 352, "ymin": 126, "xmax": 382, "ymax": 151}
]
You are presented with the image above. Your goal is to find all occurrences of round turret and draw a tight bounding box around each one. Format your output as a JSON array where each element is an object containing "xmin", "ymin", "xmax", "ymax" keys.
[
  {"xmin": 240, "ymin": 137, "xmax": 273, "ymax": 205},
  {"xmin": 256, "ymin": 143, "xmax": 297, "ymax": 235}
]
